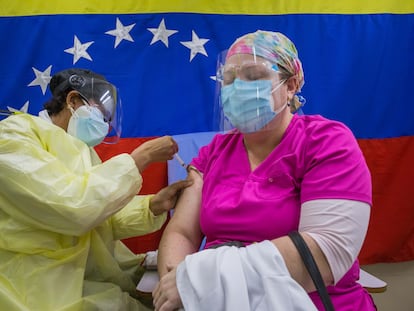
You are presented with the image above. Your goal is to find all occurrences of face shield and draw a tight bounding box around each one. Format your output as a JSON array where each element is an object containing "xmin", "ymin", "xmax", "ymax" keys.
[
  {"xmin": 213, "ymin": 49, "xmax": 288, "ymax": 134},
  {"xmin": 67, "ymin": 74, "xmax": 122, "ymax": 144}
]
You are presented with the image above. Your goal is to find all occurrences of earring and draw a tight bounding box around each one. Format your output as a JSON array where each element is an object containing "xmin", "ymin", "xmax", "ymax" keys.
[{"xmin": 289, "ymin": 97, "xmax": 299, "ymax": 113}]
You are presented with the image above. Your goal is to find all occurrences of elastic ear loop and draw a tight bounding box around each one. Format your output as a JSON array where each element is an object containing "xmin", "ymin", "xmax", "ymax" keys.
[
  {"xmin": 68, "ymin": 105, "xmax": 76, "ymax": 116},
  {"xmin": 269, "ymin": 78, "xmax": 288, "ymax": 113}
]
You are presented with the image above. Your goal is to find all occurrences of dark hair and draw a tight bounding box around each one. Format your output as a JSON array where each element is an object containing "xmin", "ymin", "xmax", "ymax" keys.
[
  {"xmin": 43, "ymin": 68, "xmax": 106, "ymax": 116},
  {"xmin": 43, "ymin": 88, "xmax": 71, "ymax": 116}
]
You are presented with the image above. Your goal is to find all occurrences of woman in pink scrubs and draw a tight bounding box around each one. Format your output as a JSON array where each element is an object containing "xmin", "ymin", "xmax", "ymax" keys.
[{"xmin": 154, "ymin": 30, "xmax": 376, "ymax": 311}]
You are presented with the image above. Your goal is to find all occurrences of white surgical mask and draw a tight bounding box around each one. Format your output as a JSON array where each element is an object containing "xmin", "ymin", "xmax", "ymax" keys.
[{"xmin": 67, "ymin": 104, "xmax": 109, "ymax": 147}]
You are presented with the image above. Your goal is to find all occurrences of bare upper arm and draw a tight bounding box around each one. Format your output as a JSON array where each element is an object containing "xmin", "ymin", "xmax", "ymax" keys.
[{"xmin": 164, "ymin": 169, "xmax": 204, "ymax": 246}]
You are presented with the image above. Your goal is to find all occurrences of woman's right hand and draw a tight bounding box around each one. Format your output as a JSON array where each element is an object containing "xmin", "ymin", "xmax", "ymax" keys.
[
  {"xmin": 152, "ymin": 265, "xmax": 183, "ymax": 311},
  {"xmin": 130, "ymin": 136, "xmax": 178, "ymax": 172}
]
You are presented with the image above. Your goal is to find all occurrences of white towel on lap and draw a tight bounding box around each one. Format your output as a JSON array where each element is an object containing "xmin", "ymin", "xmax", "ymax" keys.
[{"xmin": 176, "ymin": 240, "xmax": 317, "ymax": 311}]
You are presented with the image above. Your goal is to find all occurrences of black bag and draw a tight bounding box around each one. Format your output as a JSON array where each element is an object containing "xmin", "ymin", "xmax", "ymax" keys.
[{"xmin": 288, "ymin": 231, "xmax": 335, "ymax": 311}]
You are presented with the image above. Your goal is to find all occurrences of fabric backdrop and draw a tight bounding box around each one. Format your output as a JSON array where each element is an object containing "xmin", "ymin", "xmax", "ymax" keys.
[{"xmin": 0, "ymin": 1, "xmax": 413, "ymax": 265}]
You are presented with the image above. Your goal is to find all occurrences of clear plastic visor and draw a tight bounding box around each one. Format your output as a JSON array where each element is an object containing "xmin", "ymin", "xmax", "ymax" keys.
[
  {"xmin": 213, "ymin": 49, "xmax": 286, "ymax": 134},
  {"xmin": 76, "ymin": 78, "xmax": 122, "ymax": 144}
]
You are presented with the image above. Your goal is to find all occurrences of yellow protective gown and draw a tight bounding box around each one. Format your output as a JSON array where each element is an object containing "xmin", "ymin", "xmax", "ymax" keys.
[{"xmin": 0, "ymin": 114, "xmax": 167, "ymax": 310}]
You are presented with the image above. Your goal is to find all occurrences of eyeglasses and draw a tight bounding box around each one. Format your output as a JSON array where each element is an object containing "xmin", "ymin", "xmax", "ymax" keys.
[
  {"xmin": 217, "ymin": 61, "xmax": 279, "ymax": 86},
  {"xmin": 78, "ymin": 93, "xmax": 112, "ymax": 123}
]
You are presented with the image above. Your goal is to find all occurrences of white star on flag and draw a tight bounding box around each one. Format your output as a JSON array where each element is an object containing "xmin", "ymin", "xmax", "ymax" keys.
[
  {"xmin": 105, "ymin": 17, "xmax": 136, "ymax": 48},
  {"xmin": 7, "ymin": 101, "xmax": 29, "ymax": 113},
  {"xmin": 28, "ymin": 65, "xmax": 52, "ymax": 94},
  {"xmin": 180, "ymin": 30, "xmax": 209, "ymax": 62},
  {"xmin": 147, "ymin": 18, "xmax": 178, "ymax": 48},
  {"xmin": 64, "ymin": 35, "xmax": 94, "ymax": 64}
]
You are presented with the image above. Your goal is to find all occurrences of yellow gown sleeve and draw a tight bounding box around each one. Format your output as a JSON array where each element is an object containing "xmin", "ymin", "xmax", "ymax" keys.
[
  {"xmin": 0, "ymin": 114, "xmax": 142, "ymax": 236},
  {"xmin": 111, "ymin": 194, "xmax": 167, "ymax": 240}
]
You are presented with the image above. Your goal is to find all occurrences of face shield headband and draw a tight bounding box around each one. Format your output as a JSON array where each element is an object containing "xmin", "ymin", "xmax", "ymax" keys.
[{"xmin": 225, "ymin": 30, "xmax": 305, "ymax": 91}]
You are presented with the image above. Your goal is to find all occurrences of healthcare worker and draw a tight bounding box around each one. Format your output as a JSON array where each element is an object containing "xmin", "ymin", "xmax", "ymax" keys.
[
  {"xmin": 154, "ymin": 31, "xmax": 376, "ymax": 310},
  {"xmin": 0, "ymin": 68, "xmax": 191, "ymax": 311}
]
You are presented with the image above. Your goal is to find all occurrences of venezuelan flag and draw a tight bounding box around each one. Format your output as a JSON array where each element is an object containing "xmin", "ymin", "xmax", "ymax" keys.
[{"xmin": 1, "ymin": 1, "xmax": 413, "ymax": 264}]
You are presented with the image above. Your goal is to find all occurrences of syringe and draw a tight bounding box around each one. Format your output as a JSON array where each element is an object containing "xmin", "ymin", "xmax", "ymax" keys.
[{"xmin": 174, "ymin": 153, "xmax": 188, "ymax": 170}]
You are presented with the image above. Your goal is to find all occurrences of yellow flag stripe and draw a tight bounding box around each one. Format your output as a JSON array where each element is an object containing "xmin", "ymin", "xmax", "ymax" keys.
[{"xmin": 1, "ymin": 0, "xmax": 413, "ymax": 16}]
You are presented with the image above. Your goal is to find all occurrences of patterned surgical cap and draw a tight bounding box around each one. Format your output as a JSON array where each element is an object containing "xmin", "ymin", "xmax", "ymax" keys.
[{"xmin": 226, "ymin": 30, "xmax": 305, "ymax": 91}]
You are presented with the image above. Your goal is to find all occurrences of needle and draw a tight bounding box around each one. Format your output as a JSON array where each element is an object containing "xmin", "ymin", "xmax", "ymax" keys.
[
  {"xmin": 174, "ymin": 153, "xmax": 203, "ymax": 178},
  {"xmin": 174, "ymin": 153, "xmax": 188, "ymax": 170}
]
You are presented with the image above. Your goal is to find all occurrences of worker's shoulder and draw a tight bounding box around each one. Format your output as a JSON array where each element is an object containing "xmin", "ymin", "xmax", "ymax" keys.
[
  {"xmin": 0, "ymin": 113, "xmax": 35, "ymax": 131},
  {"xmin": 0, "ymin": 113, "xmax": 55, "ymax": 138}
]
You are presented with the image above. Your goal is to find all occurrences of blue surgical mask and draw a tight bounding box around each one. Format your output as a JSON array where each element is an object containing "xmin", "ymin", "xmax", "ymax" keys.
[
  {"xmin": 67, "ymin": 104, "xmax": 109, "ymax": 147},
  {"xmin": 221, "ymin": 78, "xmax": 286, "ymax": 133}
]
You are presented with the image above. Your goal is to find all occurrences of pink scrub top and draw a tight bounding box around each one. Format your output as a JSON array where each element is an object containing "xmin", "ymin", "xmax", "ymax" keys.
[{"xmin": 191, "ymin": 114, "xmax": 376, "ymax": 310}]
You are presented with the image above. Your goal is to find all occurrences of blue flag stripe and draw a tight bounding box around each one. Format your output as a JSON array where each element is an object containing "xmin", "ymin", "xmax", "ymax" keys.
[{"xmin": 0, "ymin": 13, "xmax": 413, "ymax": 138}]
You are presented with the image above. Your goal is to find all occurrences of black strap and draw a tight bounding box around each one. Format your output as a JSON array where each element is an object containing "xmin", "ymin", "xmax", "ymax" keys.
[{"xmin": 288, "ymin": 231, "xmax": 335, "ymax": 311}]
